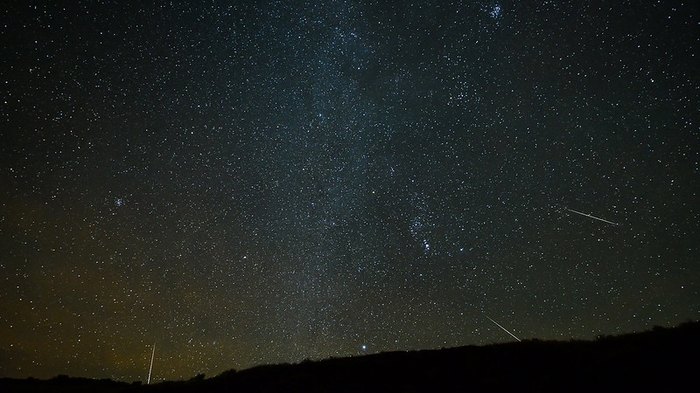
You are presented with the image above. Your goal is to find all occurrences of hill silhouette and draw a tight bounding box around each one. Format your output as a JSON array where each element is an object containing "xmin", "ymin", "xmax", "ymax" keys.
[{"xmin": 2, "ymin": 321, "xmax": 698, "ymax": 392}]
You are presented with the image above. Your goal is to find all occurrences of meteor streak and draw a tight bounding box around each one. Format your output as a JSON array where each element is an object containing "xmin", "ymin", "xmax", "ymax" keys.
[
  {"xmin": 147, "ymin": 343, "xmax": 155, "ymax": 385},
  {"xmin": 485, "ymin": 315, "xmax": 521, "ymax": 342},
  {"xmin": 564, "ymin": 207, "xmax": 619, "ymax": 226}
]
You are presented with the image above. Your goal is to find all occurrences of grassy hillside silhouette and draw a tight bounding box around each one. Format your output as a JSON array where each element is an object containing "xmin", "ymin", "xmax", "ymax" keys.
[{"xmin": 2, "ymin": 321, "xmax": 698, "ymax": 392}]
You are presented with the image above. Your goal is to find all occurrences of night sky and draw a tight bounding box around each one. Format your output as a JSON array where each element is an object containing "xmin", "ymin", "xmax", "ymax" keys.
[{"xmin": 1, "ymin": 0, "xmax": 698, "ymax": 383}]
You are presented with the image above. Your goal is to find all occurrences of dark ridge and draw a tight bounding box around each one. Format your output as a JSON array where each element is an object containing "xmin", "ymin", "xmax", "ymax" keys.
[{"xmin": 2, "ymin": 321, "xmax": 698, "ymax": 392}]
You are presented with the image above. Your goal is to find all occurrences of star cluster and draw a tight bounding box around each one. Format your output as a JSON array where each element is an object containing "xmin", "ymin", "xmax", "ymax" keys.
[{"xmin": 1, "ymin": 0, "xmax": 698, "ymax": 382}]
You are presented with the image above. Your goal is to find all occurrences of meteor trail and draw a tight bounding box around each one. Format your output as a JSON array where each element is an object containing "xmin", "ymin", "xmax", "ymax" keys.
[
  {"xmin": 564, "ymin": 207, "xmax": 619, "ymax": 226},
  {"xmin": 147, "ymin": 343, "xmax": 155, "ymax": 385},
  {"xmin": 485, "ymin": 315, "xmax": 521, "ymax": 342}
]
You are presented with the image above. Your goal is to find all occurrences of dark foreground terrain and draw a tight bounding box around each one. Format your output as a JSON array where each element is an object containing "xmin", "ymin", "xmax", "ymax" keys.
[{"xmin": 2, "ymin": 321, "xmax": 698, "ymax": 392}]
